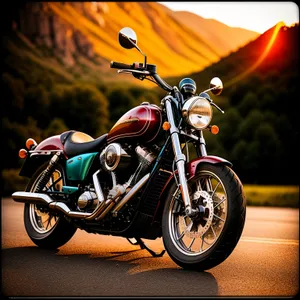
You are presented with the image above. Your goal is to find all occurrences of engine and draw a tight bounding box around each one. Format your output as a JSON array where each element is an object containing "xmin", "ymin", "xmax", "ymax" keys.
[
  {"xmin": 100, "ymin": 143, "xmax": 156, "ymax": 186},
  {"xmin": 77, "ymin": 143, "xmax": 157, "ymax": 212}
]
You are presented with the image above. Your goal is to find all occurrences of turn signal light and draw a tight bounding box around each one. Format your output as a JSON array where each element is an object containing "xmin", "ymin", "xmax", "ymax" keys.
[
  {"xmin": 26, "ymin": 138, "xmax": 37, "ymax": 150},
  {"xmin": 210, "ymin": 125, "xmax": 219, "ymax": 135},
  {"xmin": 162, "ymin": 121, "xmax": 171, "ymax": 131},
  {"xmin": 19, "ymin": 149, "xmax": 28, "ymax": 159}
]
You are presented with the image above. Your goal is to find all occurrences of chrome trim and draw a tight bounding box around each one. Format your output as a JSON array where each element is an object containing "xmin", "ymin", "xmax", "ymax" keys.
[
  {"xmin": 159, "ymin": 168, "xmax": 173, "ymax": 175},
  {"xmin": 95, "ymin": 201, "xmax": 115, "ymax": 221},
  {"xmin": 49, "ymin": 202, "xmax": 90, "ymax": 219},
  {"xmin": 12, "ymin": 192, "xmax": 53, "ymax": 205},
  {"xmin": 199, "ymin": 131, "xmax": 207, "ymax": 156},
  {"xmin": 112, "ymin": 173, "xmax": 150, "ymax": 214},
  {"xmin": 92, "ymin": 170, "xmax": 105, "ymax": 203},
  {"xmin": 12, "ymin": 191, "xmax": 92, "ymax": 219},
  {"xmin": 29, "ymin": 150, "xmax": 64, "ymax": 157},
  {"xmin": 179, "ymin": 130, "xmax": 199, "ymax": 141},
  {"xmin": 165, "ymin": 99, "xmax": 193, "ymax": 215}
]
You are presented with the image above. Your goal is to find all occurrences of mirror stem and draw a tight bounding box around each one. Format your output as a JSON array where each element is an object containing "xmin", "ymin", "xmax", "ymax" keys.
[
  {"xmin": 203, "ymin": 86, "xmax": 219, "ymax": 94},
  {"xmin": 127, "ymin": 38, "xmax": 147, "ymax": 68}
]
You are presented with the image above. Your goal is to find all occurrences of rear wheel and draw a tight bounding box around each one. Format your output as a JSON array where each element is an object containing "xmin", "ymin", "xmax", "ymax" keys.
[
  {"xmin": 24, "ymin": 162, "xmax": 77, "ymax": 249},
  {"xmin": 162, "ymin": 163, "xmax": 246, "ymax": 271}
]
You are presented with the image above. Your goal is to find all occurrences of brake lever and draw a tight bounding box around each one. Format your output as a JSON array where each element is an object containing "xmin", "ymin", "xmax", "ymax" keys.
[{"xmin": 117, "ymin": 69, "xmax": 150, "ymax": 75}]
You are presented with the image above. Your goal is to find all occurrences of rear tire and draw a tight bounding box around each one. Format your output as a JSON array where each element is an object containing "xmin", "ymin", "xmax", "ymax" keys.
[
  {"xmin": 24, "ymin": 162, "xmax": 77, "ymax": 249},
  {"xmin": 162, "ymin": 163, "xmax": 246, "ymax": 271}
]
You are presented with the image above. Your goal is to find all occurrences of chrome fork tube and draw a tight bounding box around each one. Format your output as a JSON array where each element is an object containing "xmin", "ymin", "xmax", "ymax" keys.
[
  {"xmin": 165, "ymin": 99, "xmax": 195, "ymax": 216},
  {"xmin": 199, "ymin": 130, "xmax": 207, "ymax": 156}
]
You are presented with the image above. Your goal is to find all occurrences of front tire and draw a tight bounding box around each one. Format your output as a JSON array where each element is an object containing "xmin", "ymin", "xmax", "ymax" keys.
[
  {"xmin": 24, "ymin": 162, "xmax": 77, "ymax": 249},
  {"xmin": 162, "ymin": 163, "xmax": 246, "ymax": 271}
]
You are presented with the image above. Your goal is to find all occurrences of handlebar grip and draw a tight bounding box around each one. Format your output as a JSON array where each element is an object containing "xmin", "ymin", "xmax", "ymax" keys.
[{"xmin": 110, "ymin": 61, "xmax": 133, "ymax": 69}]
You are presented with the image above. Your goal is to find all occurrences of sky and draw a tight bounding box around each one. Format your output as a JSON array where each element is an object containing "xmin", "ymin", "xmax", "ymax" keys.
[{"xmin": 159, "ymin": 2, "xmax": 299, "ymax": 33}]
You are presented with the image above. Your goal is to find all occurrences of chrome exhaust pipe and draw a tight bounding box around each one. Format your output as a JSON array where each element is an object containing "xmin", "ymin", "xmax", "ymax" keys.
[
  {"xmin": 11, "ymin": 172, "xmax": 150, "ymax": 221},
  {"xmin": 111, "ymin": 173, "xmax": 150, "ymax": 216},
  {"xmin": 12, "ymin": 191, "xmax": 91, "ymax": 219},
  {"xmin": 49, "ymin": 202, "xmax": 90, "ymax": 219},
  {"xmin": 12, "ymin": 192, "xmax": 53, "ymax": 205}
]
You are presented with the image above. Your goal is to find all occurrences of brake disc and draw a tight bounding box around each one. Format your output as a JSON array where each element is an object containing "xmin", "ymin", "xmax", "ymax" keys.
[{"xmin": 179, "ymin": 190, "xmax": 214, "ymax": 238}]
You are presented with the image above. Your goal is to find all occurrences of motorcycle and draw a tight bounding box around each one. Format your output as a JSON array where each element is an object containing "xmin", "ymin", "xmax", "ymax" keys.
[{"xmin": 12, "ymin": 27, "xmax": 246, "ymax": 271}]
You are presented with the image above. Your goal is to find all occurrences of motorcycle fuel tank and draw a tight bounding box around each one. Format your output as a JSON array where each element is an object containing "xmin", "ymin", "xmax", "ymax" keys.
[{"xmin": 107, "ymin": 103, "xmax": 162, "ymax": 144}]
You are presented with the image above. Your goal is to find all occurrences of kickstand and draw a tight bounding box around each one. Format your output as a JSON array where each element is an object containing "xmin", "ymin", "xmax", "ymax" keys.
[{"xmin": 126, "ymin": 237, "xmax": 166, "ymax": 257}]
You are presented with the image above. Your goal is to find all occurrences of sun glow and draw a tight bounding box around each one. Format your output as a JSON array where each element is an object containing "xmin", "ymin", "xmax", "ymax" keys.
[{"xmin": 225, "ymin": 22, "xmax": 285, "ymax": 87}]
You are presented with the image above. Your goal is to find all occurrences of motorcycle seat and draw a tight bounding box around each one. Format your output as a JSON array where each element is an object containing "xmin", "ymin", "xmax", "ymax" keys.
[{"xmin": 60, "ymin": 130, "xmax": 107, "ymax": 157}]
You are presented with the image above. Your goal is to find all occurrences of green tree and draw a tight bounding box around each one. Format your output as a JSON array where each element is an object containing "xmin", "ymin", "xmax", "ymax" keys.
[
  {"xmin": 50, "ymin": 83, "xmax": 109, "ymax": 137},
  {"xmin": 24, "ymin": 85, "xmax": 50, "ymax": 128},
  {"xmin": 1, "ymin": 72, "xmax": 25, "ymax": 121},
  {"xmin": 238, "ymin": 91, "xmax": 259, "ymax": 117},
  {"xmin": 42, "ymin": 118, "xmax": 69, "ymax": 139},
  {"xmin": 107, "ymin": 87, "xmax": 136, "ymax": 127}
]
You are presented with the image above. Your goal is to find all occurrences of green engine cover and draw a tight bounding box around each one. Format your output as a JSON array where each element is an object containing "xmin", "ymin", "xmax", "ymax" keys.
[{"xmin": 66, "ymin": 152, "xmax": 98, "ymax": 181}]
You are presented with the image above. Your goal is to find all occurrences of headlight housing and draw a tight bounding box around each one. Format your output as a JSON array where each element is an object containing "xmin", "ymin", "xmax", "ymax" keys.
[{"xmin": 182, "ymin": 96, "xmax": 212, "ymax": 130}]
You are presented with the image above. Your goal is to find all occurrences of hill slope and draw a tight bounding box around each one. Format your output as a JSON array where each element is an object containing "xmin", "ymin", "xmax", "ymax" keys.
[
  {"xmin": 5, "ymin": 2, "xmax": 261, "ymax": 80},
  {"xmin": 171, "ymin": 10, "xmax": 259, "ymax": 57}
]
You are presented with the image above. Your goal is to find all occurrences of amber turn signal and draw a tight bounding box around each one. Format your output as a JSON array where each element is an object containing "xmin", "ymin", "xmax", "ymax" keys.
[
  {"xmin": 26, "ymin": 138, "xmax": 37, "ymax": 150},
  {"xmin": 19, "ymin": 149, "xmax": 28, "ymax": 159},
  {"xmin": 210, "ymin": 125, "xmax": 219, "ymax": 135},
  {"xmin": 162, "ymin": 121, "xmax": 171, "ymax": 131}
]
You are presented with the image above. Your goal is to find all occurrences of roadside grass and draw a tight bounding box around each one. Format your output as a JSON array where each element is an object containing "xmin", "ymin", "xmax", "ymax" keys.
[{"xmin": 244, "ymin": 184, "xmax": 299, "ymax": 208}]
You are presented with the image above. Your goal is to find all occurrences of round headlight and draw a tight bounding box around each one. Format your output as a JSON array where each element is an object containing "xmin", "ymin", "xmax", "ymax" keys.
[{"xmin": 182, "ymin": 96, "xmax": 212, "ymax": 130}]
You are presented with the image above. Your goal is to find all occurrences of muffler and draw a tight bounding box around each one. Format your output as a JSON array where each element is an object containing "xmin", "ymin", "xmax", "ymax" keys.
[
  {"xmin": 12, "ymin": 191, "xmax": 90, "ymax": 219},
  {"xmin": 12, "ymin": 191, "xmax": 53, "ymax": 205}
]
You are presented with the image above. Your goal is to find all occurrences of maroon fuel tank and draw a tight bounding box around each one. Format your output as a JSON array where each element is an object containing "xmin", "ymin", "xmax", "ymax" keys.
[{"xmin": 107, "ymin": 103, "xmax": 162, "ymax": 144}]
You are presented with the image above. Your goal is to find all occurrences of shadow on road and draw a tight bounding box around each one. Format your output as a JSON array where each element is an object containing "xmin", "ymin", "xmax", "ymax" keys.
[{"xmin": 2, "ymin": 246, "xmax": 219, "ymax": 297}]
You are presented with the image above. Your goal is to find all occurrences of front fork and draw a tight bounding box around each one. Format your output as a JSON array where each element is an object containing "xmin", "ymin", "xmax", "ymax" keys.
[{"xmin": 165, "ymin": 99, "xmax": 199, "ymax": 217}]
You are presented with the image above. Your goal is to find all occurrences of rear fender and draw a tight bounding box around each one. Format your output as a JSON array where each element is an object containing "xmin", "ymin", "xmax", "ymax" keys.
[
  {"xmin": 153, "ymin": 155, "xmax": 232, "ymax": 221},
  {"xmin": 19, "ymin": 135, "xmax": 66, "ymax": 178}
]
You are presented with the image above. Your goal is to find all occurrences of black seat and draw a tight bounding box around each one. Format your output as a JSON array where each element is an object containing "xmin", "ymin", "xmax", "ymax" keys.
[{"xmin": 60, "ymin": 130, "xmax": 108, "ymax": 157}]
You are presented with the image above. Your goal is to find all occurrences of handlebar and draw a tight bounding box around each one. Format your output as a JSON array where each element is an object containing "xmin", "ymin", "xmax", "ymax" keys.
[
  {"xmin": 110, "ymin": 61, "xmax": 172, "ymax": 92},
  {"xmin": 110, "ymin": 61, "xmax": 135, "ymax": 69}
]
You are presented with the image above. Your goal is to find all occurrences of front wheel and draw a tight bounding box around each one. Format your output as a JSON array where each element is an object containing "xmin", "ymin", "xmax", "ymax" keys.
[{"xmin": 162, "ymin": 163, "xmax": 246, "ymax": 271}]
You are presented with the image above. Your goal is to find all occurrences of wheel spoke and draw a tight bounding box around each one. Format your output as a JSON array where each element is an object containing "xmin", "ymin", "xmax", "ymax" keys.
[
  {"xmin": 211, "ymin": 225, "xmax": 217, "ymax": 240},
  {"xmin": 46, "ymin": 175, "xmax": 63, "ymax": 192},
  {"xmin": 205, "ymin": 177, "xmax": 213, "ymax": 191},
  {"xmin": 176, "ymin": 231, "xmax": 185, "ymax": 241},
  {"xmin": 187, "ymin": 237, "xmax": 195, "ymax": 250},
  {"xmin": 214, "ymin": 196, "xmax": 226, "ymax": 209},
  {"xmin": 200, "ymin": 236, "xmax": 204, "ymax": 252},
  {"xmin": 45, "ymin": 215, "xmax": 53, "ymax": 230},
  {"xmin": 212, "ymin": 181, "xmax": 221, "ymax": 197},
  {"xmin": 213, "ymin": 213, "xmax": 225, "ymax": 222},
  {"xmin": 196, "ymin": 180, "xmax": 202, "ymax": 191}
]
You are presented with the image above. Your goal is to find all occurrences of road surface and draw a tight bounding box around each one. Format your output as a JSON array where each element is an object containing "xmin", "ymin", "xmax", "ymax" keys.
[{"xmin": 1, "ymin": 198, "xmax": 299, "ymax": 297}]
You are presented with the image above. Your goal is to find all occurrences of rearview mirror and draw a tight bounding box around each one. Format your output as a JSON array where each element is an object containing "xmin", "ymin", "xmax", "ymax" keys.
[
  {"xmin": 209, "ymin": 77, "xmax": 223, "ymax": 95},
  {"xmin": 118, "ymin": 27, "xmax": 137, "ymax": 49}
]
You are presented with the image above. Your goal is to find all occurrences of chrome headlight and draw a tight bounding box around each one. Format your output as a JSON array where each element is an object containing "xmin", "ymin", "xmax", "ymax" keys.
[{"xmin": 182, "ymin": 96, "xmax": 212, "ymax": 130}]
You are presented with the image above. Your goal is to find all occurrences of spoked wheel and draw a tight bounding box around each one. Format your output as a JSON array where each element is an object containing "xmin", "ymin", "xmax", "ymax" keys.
[
  {"xmin": 162, "ymin": 163, "xmax": 246, "ymax": 271},
  {"xmin": 24, "ymin": 162, "xmax": 77, "ymax": 249}
]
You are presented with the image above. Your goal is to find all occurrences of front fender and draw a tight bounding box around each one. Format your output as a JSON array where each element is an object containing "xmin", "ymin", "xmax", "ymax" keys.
[
  {"xmin": 187, "ymin": 155, "xmax": 232, "ymax": 180},
  {"xmin": 153, "ymin": 155, "xmax": 232, "ymax": 221}
]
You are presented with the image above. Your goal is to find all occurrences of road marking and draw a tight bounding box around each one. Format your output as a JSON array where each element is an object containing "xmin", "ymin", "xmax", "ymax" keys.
[{"xmin": 241, "ymin": 237, "xmax": 299, "ymax": 246}]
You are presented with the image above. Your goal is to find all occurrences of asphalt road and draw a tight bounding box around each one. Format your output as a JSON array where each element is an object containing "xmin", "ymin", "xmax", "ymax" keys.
[{"xmin": 1, "ymin": 198, "xmax": 299, "ymax": 297}]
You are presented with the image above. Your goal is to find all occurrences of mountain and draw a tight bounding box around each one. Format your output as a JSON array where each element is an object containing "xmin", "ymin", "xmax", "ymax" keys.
[
  {"xmin": 170, "ymin": 10, "xmax": 259, "ymax": 57},
  {"xmin": 3, "ymin": 2, "xmax": 261, "ymax": 81},
  {"xmin": 166, "ymin": 22, "xmax": 299, "ymax": 95}
]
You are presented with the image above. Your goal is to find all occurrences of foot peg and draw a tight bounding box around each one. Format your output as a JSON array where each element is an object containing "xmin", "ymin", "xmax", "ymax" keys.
[{"xmin": 126, "ymin": 237, "xmax": 166, "ymax": 257}]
